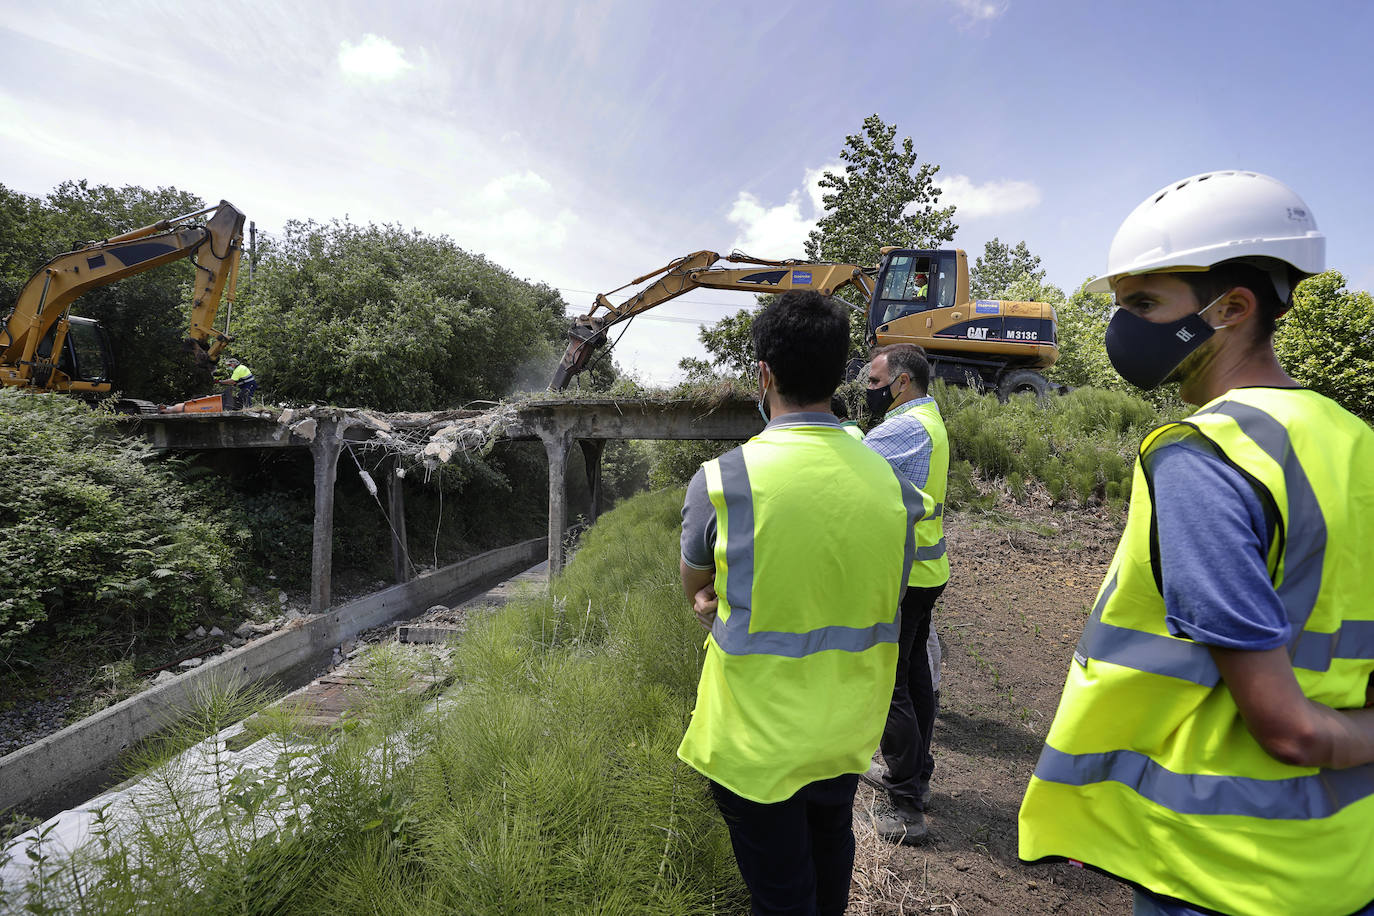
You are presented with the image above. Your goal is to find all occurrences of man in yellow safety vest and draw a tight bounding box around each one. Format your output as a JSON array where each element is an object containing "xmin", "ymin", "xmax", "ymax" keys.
[
  {"xmin": 859, "ymin": 343, "xmax": 950, "ymax": 844},
  {"xmin": 1019, "ymin": 171, "xmax": 1374, "ymax": 916},
  {"xmin": 678, "ymin": 290, "xmax": 925, "ymax": 915}
]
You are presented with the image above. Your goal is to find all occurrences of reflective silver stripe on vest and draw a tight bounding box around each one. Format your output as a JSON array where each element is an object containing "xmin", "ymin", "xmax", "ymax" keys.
[
  {"xmin": 931, "ymin": 502, "xmax": 943, "ymax": 519},
  {"xmin": 1034, "ymin": 744, "xmax": 1374, "ymax": 820},
  {"xmin": 1191, "ymin": 401, "xmax": 1330, "ymax": 662},
  {"xmin": 709, "ymin": 448, "xmax": 914, "ymax": 658},
  {"xmin": 897, "ymin": 479, "xmax": 920, "ymax": 588},
  {"xmin": 1292, "ymin": 620, "xmax": 1374, "ymax": 667},
  {"xmin": 915, "ymin": 537, "xmax": 946, "ymax": 562},
  {"xmin": 1073, "ymin": 571, "xmax": 1222, "ymax": 687}
]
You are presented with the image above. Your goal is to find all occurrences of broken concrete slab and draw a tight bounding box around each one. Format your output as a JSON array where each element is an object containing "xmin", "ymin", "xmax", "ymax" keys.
[{"xmin": 396, "ymin": 625, "xmax": 463, "ymax": 645}]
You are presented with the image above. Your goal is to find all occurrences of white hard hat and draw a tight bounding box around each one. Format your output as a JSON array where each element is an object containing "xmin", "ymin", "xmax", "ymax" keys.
[{"xmin": 1085, "ymin": 170, "xmax": 1324, "ymax": 296}]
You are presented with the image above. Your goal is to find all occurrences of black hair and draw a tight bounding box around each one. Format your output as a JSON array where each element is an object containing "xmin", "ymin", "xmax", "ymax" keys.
[
  {"xmin": 1177, "ymin": 258, "xmax": 1291, "ymax": 340},
  {"xmin": 751, "ymin": 291, "xmax": 849, "ymax": 405},
  {"xmin": 870, "ymin": 343, "xmax": 931, "ymax": 393}
]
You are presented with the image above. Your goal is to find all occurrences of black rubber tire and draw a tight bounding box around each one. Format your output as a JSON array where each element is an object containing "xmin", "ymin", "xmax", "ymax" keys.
[{"xmin": 997, "ymin": 369, "xmax": 1050, "ymax": 402}]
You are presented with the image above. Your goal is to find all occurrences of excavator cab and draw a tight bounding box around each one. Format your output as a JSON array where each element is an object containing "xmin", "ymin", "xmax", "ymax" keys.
[
  {"xmin": 868, "ymin": 250, "xmax": 961, "ymax": 340},
  {"xmin": 59, "ymin": 317, "xmax": 115, "ymax": 386},
  {"xmin": 18, "ymin": 314, "xmax": 115, "ymax": 390}
]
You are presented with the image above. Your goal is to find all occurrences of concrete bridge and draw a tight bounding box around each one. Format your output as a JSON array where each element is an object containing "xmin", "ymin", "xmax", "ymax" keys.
[{"xmin": 120, "ymin": 397, "xmax": 763, "ymax": 613}]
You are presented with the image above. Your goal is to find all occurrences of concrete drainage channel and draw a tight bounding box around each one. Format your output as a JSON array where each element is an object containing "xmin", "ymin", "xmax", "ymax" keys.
[{"xmin": 0, "ymin": 536, "xmax": 551, "ymax": 824}]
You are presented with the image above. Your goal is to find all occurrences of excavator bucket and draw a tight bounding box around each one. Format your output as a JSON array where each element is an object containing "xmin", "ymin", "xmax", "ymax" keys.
[{"xmin": 549, "ymin": 318, "xmax": 608, "ymax": 390}]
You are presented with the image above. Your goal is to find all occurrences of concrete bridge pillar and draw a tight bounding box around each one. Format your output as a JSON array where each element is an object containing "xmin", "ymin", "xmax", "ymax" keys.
[
  {"xmin": 309, "ymin": 419, "xmax": 343, "ymax": 613},
  {"xmin": 579, "ymin": 439, "xmax": 606, "ymax": 523},
  {"xmin": 388, "ymin": 457, "xmax": 411, "ymax": 584},
  {"xmin": 541, "ymin": 426, "xmax": 574, "ymax": 576}
]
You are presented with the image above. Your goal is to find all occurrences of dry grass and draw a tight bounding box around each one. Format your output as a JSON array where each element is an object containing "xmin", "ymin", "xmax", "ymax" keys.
[{"xmin": 850, "ymin": 787, "xmax": 962, "ymax": 916}]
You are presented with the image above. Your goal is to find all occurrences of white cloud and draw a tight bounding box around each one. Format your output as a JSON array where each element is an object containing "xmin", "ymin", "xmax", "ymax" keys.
[
  {"xmin": 726, "ymin": 162, "xmax": 842, "ymax": 257},
  {"xmin": 727, "ymin": 191, "xmax": 809, "ymax": 258},
  {"xmin": 479, "ymin": 170, "xmax": 553, "ymax": 204},
  {"xmin": 948, "ymin": 0, "xmax": 1009, "ymax": 21},
  {"xmin": 338, "ymin": 34, "xmax": 414, "ymax": 81},
  {"xmin": 937, "ymin": 174, "xmax": 1041, "ymax": 219}
]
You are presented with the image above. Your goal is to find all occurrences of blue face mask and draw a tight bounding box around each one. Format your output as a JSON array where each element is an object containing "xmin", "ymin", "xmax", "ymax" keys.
[{"xmin": 757, "ymin": 378, "xmax": 770, "ymax": 424}]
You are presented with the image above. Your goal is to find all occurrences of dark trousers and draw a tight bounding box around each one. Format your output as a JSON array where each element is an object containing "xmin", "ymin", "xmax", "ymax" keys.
[
  {"xmin": 710, "ymin": 773, "xmax": 859, "ymax": 916},
  {"xmin": 880, "ymin": 583, "xmax": 945, "ymax": 810},
  {"xmin": 235, "ymin": 380, "xmax": 258, "ymax": 409}
]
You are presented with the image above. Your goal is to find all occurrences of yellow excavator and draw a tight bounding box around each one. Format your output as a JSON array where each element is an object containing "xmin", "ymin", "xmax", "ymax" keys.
[
  {"xmin": 551, "ymin": 247, "xmax": 1061, "ymax": 399},
  {"xmin": 0, "ymin": 200, "xmax": 246, "ymax": 401}
]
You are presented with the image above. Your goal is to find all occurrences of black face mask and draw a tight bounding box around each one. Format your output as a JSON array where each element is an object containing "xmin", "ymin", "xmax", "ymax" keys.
[
  {"xmin": 865, "ymin": 380, "xmax": 896, "ymax": 417},
  {"xmin": 1104, "ymin": 294, "xmax": 1225, "ymax": 390}
]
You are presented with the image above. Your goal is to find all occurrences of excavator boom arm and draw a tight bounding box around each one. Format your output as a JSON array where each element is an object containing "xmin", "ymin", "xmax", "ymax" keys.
[
  {"xmin": 0, "ymin": 200, "xmax": 246, "ymax": 390},
  {"xmin": 551, "ymin": 251, "xmax": 875, "ymax": 388}
]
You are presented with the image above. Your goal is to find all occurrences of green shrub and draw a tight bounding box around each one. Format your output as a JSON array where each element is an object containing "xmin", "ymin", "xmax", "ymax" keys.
[
  {"xmin": 935, "ymin": 382, "xmax": 1184, "ymax": 508},
  {"xmin": 647, "ymin": 440, "xmax": 735, "ymax": 489},
  {"xmin": 0, "ymin": 391, "xmax": 243, "ymax": 655}
]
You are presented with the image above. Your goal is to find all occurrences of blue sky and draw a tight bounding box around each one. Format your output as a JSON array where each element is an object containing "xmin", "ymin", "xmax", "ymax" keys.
[{"xmin": 3, "ymin": 0, "xmax": 1371, "ymax": 384}]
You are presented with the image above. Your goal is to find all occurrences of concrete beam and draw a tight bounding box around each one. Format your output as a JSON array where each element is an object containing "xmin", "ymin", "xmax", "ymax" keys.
[
  {"xmin": 122, "ymin": 398, "xmax": 764, "ymax": 452},
  {"xmin": 505, "ymin": 397, "xmax": 762, "ymax": 442},
  {"xmin": 0, "ymin": 536, "xmax": 550, "ymax": 821},
  {"xmin": 119, "ymin": 413, "xmax": 323, "ymax": 450}
]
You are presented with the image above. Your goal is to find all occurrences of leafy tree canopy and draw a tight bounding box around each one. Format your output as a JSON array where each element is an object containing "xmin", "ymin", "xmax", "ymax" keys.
[
  {"xmin": 231, "ymin": 219, "xmax": 571, "ymax": 411},
  {"xmin": 1275, "ymin": 270, "xmax": 1374, "ymax": 419},
  {"xmin": 971, "ymin": 237, "xmax": 1045, "ymax": 300},
  {"xmin": 804, "ymin": 114, "xmax": 957, "ymax": 266},
  {"xmin": 687, "ymin": 307, "xmax": 759, "ymax": 380},
  {"xmin": 691, "ymin": 114, "xmax": 959, "ymax": 375}
]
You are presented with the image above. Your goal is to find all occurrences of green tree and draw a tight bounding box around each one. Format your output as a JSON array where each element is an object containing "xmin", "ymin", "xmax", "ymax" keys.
[
  {"xmin": 693, "ymin": 307, "xmax": 759, "ymax": 379},
  {"xmin": 971, "ymin": 238, "xmax": 1045, "ymax": 300},
  {"xmin": 683, "ymin": 116, "xmax": 958, "ymax": 374},
  {"xmin": 232, "ymin": 219, "xmax": 570, "ymax": 410},
  {"xmin": 1048, "ymin": 282, "xmax": 1116, "ymax": 390},
  {"xmin": 804, "ymin": 114, "xmax": 956, "ymax": 350},
  {"xmin": 804, "ymin": 114, "xmax": 957, "ymax": 266},
  {"xmin": 1275, "ymin": 271, "xmax": 1374, "ymax": 419}
]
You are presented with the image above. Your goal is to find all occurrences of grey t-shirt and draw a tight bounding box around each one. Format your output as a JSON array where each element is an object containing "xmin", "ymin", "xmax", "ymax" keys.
[{"xmin": 679, "ymin": 412, "xmax": 841, "ymax": 570}]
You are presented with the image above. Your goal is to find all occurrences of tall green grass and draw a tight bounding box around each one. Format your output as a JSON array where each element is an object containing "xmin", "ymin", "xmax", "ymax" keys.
[
  {"xmin": 935, "ymin": 383, "xmax": 1185, "ymax": 510},
  {"xmin": 3, "ymin": 489, "xmax": 745, "ymax": 915}
]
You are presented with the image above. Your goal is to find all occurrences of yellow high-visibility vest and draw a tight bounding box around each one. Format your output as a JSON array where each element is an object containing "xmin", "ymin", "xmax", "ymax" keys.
[
  {"xmin": 678, "ymin": 421, "xmax": 921, "ymax": 803},
  {"xmin": 882, "ymin": 398, "xmax": 950, "ymax": 588},
  {"xmin": 1019, "ymin": 388, "xmax": 1374, "ymax": 916}
]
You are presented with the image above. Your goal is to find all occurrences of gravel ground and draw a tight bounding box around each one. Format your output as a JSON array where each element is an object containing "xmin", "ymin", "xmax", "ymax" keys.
[{"xmin": 0, "ymin": 697, "xmax": 76, "ymax": 758}]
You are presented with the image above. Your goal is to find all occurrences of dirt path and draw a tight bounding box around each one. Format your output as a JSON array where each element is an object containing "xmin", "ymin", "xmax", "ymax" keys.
[{"xmin": 859, "ymin": 502, "xmax": 1132, "ymax": 914}]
